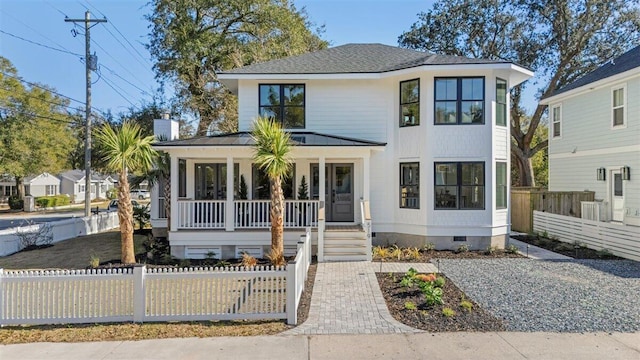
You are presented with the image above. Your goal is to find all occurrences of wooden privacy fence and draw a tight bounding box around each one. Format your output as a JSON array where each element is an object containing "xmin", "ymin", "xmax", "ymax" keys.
[
  {"xmin": 533, "ymin": 211, "xmax": 640, "ymax": 261},
  {"xmin": 0, "ymin": 229, "xmax": 312, "ymax": 326},
  {"xmin": 511, "ymin": 188, "xmax": 595, "ymax": 233}
]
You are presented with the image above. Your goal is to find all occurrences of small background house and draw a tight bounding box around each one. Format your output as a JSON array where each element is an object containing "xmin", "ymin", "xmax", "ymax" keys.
[{"xmin": 59, "ymin": 170, "xmax": 116, "ymax": 203}]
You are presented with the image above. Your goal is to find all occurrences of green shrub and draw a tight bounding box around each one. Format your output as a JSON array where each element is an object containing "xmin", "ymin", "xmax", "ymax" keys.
[
  {"xmin": 35, "ymin": 195, "xmax": 70, "ymax": 208},
  {"xmin": 420, "ymin": 282, "xmax": 444, "ymax": 306},
  {"xmin": 505, "ymin": 244, "xmax": 520, "ymax": 254},
  {"xmin": 423, "ymin": 242, "xmax": 435, "ymax": 251},
  {"xmin": 484, "ymin": 246, "xmax": 497, "ymax": 255},
  {"xmin": 460, "ymin": 300, "xmax": 473, "ymax": 312},
  {"xmin": 433, "ymin": 276, "xmax": 446, "ymax": 288},
  {"xmin": 106, "ymin": 188, "xmax": 118, "ymax": 200},
  {"xmin": 456, "ymin": 244, "xmax": 470, "ymax": 253},
  {"xmin": 404, "ymin": 301, "xmax": 417, "ymax": 310},
  {"xmin": 8, "ymin": 196, "xmax": 23, "ymax": 210},
  {"xmin": 442, "ymin": 307, "xmax": 456, "ymax": 317}
]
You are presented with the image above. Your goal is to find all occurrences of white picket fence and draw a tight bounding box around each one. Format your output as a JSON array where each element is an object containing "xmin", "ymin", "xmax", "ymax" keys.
[
  {"xmin": 0, "ymin": 228, "xmax": 312, "ymax": 326},
  {"xmin": 0, "ymin": 212, "xmax": 119, "ymax": 256},
  {"xmin": 533, "ymin": 211, "xmax": 640, "ymax": 261}
]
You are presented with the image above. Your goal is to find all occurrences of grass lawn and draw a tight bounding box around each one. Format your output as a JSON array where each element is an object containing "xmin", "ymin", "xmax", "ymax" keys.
[
  {"xmin": 0, "ymin": 230, "xmax": 290, "ymax": 342},
  {"xmin": 0, "ymin": 230, "xmax": 147, "ymax": 270}
]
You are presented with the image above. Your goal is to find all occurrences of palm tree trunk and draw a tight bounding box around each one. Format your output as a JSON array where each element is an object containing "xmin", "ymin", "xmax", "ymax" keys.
[
  {"xmin": 118, "ymin": 169, "xmax": 136, "ymax": 264},
  {"xmin": 270, "ymin": 177, "xmax": 285, "ymax": 265}
]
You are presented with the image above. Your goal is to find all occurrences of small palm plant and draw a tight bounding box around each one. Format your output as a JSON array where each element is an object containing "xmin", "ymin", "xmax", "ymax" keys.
[
  {"xmin": 251, "ymin": 117, "xmax": 293, "ymax": 266},
  {"xmin": 96, "ymin": 122, "xmax": 156, "ymax": 264}
]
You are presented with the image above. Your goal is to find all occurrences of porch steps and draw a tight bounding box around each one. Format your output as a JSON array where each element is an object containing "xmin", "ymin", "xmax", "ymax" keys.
[{"xmin": 323, "ymin": 229, "xmax": 369, "ymax": 262}]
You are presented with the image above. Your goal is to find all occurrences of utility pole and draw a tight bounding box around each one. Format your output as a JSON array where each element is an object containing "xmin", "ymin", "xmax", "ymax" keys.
[{"xmin": 65, "ymin": 11, "xmax": 106, "ymax": 217}]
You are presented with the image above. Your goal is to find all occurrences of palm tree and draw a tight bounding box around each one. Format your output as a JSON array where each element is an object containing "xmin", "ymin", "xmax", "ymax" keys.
[
  {"xmin": 133, "ymin": 136, "xmax": 171, "ymax": 232},
  {"xmin": 251, "ymin": 117, "xmax": 293, "ymax": 266},
  {"xmin": 96, "ymin": 122, "xmax": 157, "ymax": 264}
]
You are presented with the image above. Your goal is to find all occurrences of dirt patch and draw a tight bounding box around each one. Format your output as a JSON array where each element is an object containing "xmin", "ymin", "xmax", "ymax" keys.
[
  {"xmin": 296, "ymin": 261, "xmax": 317, "ymax": 325},
  {"xmin": 377, "ymin": 273, "xmax": 505, "ymax": 332},
  {"xmin": 512, "ymin": 234, "xmax": 623, "ymax": 259}
]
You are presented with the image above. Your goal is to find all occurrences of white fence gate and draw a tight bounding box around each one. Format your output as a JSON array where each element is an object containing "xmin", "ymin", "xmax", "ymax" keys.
[
  {"xmin": 0, "ymin": 228, "xmax": 312, "ymax": 326},
  {"xmin": 533, "ymin": 211, "xmax": 640, "ymax": 261}
]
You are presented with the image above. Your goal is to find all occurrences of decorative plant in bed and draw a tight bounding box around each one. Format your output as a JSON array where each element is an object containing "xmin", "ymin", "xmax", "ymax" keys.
[{"xmin": 377, "ymin": 267, "xmax": 505, "ymax": 332}]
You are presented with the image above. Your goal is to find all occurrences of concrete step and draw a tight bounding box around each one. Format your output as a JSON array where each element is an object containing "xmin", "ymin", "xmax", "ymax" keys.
[
  {"xmin": 324, "ymin": 237, "xmax": 367, "ymax": 246},
  {"xmin": 324, "ymin": 230, "xmax": 367, "ymax": 239},
  {"xmin": 324, "ymin": 244, "xmax": 368, "ymax": 255},
  {"xmin": 323, "ymin": 254, "xmax": 369, "ymax": 262}
]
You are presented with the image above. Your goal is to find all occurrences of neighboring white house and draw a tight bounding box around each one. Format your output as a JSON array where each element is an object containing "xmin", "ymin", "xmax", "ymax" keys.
[
  {"xmin": 59, "ymin": 170, "xmax": 116, "ymax": 203},
  {"xmin": 540, "ymin": 45, "xmax": 640, "ymax": 227},
  {"xmin": 23, "ymin": 172, "xmax": 61, "ymax": 197},
  {"xmin": 151, "ymin": 44, "xmax": 533, "ymax": 261},
  {"xmin": 0, "ymin": 175, "xmax": 17, "ymax": 203}
]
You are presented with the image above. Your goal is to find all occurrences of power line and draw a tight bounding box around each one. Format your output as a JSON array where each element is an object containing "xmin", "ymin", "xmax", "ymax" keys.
[
  {"xmin": 1, "ymin": 71, "xmax": 87, "ymax": 106},
  {"xmin": 84, "ymin": 0, "xmax": 153, "ymax": 68},
  {"xmin": 100, "ymin": 64, "xmax": 153, "ymax": 97},
  {"xmin": 0, "ymin": 107, "xmax": 76, "ymax": 125},
  {"xmin": 99, "ymin": 74, "xmax": 138, "ymax": 109},
  {"xmin": 0, "ymin": 29, "xmax": 83, "ymax": 57},
  {"xmin": 46, "ymin": 1, "xmax": 69, "ymax": 17},
  {"xmin": 0, "ymin": 8, "xmax": 77, "ymax": 55}
]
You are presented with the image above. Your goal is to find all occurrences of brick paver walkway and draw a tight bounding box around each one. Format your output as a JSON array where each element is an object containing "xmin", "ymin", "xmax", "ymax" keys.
[{"xmin": 284, "ymin": 262, "xmax": 437, "ymax": 335}]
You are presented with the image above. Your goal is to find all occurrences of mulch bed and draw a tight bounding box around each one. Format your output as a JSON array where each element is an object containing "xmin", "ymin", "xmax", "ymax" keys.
[
  {"xmin": 511, "ymin": 234, "xmax": 623, "ymax": 260},
  {"xmin": 376, "ymin": 273, "xmax": 505, "ymax": 332},
  {"xmin": 374, "ymin": 249, "xmax": 522, "ymax": 263},
  {"xmin": 296, "ymin": 261, "xmax": 317, "ymax": 325}
]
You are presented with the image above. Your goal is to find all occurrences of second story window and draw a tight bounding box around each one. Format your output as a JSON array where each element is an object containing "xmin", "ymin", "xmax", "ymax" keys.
[
  {"xmin": 435, "ymin": 77, "xmax": 485, "ymax": 125},
  {"xmin": 400, "ymin": 79, "xmax": 420, "ymax": 127},
  {"xmin": 496, "ymin": 78, "xmax": 507, "ymax": 127},
  {"xmin": 551, "ymin": 105, "xmax": 561, "ymax": 138},
  {"xmin": 259, "ymin": 84, "xmax": 305, "ymax": 128},
  {"xmin": 612, "ymin": 85, "xmax": 625, "ymax": 127}
]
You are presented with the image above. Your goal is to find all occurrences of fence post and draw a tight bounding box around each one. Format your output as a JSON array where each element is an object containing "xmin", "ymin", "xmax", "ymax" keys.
[
  {"xmin": 286, "ymin": 262, "xmax": 296, "ymax": 325},
  {"xmin": 0, "ymin": 268, "xmax": 3, "ymax": 327},
  {"xmin": 133, "ymin": 265, "xmax": 146, "ymax": 323}
]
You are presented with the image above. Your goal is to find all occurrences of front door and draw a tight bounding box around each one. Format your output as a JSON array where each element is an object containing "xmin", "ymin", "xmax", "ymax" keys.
[
  {"xmin": 311, "ymin": 163, "xmax": 354, "ymax": 222},
  {"xmin": 611, "ymin": 170, "xmax": 624, "ymax": 222}
]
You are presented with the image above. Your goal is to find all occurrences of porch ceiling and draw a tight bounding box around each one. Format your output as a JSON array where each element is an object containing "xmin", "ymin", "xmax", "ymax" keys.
[{"xmin": 154, "ymin": 131, "xmax": 386, "ymax": 149}]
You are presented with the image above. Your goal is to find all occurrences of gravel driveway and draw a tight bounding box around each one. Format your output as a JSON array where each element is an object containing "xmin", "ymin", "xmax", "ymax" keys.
[{"xmin": 439, "ymin": 259, "xmax": 640, "ymax": 332}]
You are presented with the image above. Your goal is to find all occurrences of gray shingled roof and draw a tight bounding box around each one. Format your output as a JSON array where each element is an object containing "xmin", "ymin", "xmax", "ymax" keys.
[
  {"xmin": 154, "ymin": 132, "xmax": 386, "ymax": 147},
  {"xmin": 59, "ymin": 170, "xmax": 111, "ymax": 182},
  {"xmin": 220, "ymin": 43, "xmax": 510, "ymax": 75},
  {"xmin": 545, "ymin": 45, "xmax": 640, "ymax": 99}
]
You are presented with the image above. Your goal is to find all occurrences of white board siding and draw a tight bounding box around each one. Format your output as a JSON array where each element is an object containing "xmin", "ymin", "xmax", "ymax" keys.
[
  {"xmin": 237, "ymin": 79, "xmax": 389, "ymax": 142},
  {"xmin": 549, "ymin": 77, "xmax": 640, "ymax": 156},
  {"xmin": 494, "ymin": 127, "xmax": 508, "ymax": 160},
  {"xmin": 549, "ymin": 151, "xmax": 639, "ymax": 213}
]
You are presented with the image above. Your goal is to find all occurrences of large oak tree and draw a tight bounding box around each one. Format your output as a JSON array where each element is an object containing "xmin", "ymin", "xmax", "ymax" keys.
[
  {"xmin": 399, "ymin": 0, "xmax": 640, "ymax": 186},
  {"xmin": 146, "ymin": 0, "xmax": 327, "ymax": 135}
]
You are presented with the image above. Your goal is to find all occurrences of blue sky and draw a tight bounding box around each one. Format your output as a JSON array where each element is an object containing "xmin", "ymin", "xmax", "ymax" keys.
[{"xmin": 0, "ymin": 0, "xmax": 537, "ymax": 117}]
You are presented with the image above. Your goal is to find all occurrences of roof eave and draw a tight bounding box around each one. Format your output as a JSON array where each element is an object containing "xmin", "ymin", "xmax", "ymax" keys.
[{"xmin": 540, "ymin": 66, "xmax": 640, "ymax": 105}]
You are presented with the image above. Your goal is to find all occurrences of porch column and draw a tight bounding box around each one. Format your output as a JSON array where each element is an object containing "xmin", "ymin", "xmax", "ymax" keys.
[
  {"xmin": 318, "ymin": 156, "xmax": 326, "ymax": 262},
  {"xmin": 319, "ymin": 156, "xmax": 326, "ymax": 208},
  {"xmin": 363, "ymin": 152, "xmax": 370, "ymax": 202},
  {"xmin": 226, "ymin": 155, "xmax": 234, "ymax": 231},
  {"xmin": 170, "ymin": 153, "xmax": 179, "ymax": 231}
]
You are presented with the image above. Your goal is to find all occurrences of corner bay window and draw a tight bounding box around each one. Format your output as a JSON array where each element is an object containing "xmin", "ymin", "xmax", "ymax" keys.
[
  {"xmin": 259, "ymin": 84, "xmax": 305, "ymax": 128},
  {"xmin": 435, "ymin": 77, "xmax": 485, "ymax": 124},
  {"xmin": 435, "ymin": 162, "xmax": 485, "ymax": 209},
  {"xmin": 400, "ymin": 163, "xmax": 419, "ymax": 208},
  {"xmin": 400, "ymin": 79, "xmax": 420, "ymax": 126}
]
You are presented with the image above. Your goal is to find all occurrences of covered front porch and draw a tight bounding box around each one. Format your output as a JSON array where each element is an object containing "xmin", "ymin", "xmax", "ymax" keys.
[{"xmin": 152, "ymin": 132, "xmax": 383, "ymax": 261}]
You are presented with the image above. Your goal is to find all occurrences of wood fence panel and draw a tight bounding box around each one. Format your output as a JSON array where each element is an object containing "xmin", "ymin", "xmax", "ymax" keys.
[{"xmin": 511, "ymin": 188, "xmax": 595, "ymax": 233}]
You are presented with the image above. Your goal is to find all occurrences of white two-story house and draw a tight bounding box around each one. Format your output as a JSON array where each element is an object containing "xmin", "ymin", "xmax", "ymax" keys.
[
  {"xmin": 151, "ymin": 44, "xmax": 532, "ymax": 261},
  {"xmin": 540, "ymin": 45, "xmax": 639, "ymax": 226}
]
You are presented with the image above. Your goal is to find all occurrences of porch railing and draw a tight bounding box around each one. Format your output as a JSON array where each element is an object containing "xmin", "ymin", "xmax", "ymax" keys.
[
  {"xmin": 176, "ymin": 200, "xmax": 319, "ymax": 229},
  {"xmin": 234, "ymin": 200, "xmax": 319, "ymax": 228},
  {"xmin": 177, "ymin": 200, "xmax": 226, "ymax": 229}
]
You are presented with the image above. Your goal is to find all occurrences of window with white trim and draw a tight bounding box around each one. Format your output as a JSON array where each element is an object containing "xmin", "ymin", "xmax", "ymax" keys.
[
  {"xmin": 551, "ymin": 105, "xmax": 561, "ymax": 138},
  {"xmin": 45, "ymin": 185, "xmax": 57, "ymax": 196},
  {"xmin": 496, "ymin": 78, "xmax": 507, "ymax": 127},
  {"xmin": 612, "ymin": 86, "xmax": 625, "ymax": 127},
  {"xmin": 496, "ymin": 162, "xmax": 507, "ymax": 209},
  {"xmin": 400, "ymin": 163, "xmax": 419, "ymax": 208},
  {"xmin": 79, "ymin": 184, "xmax": 85, "ymax": 193}
]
